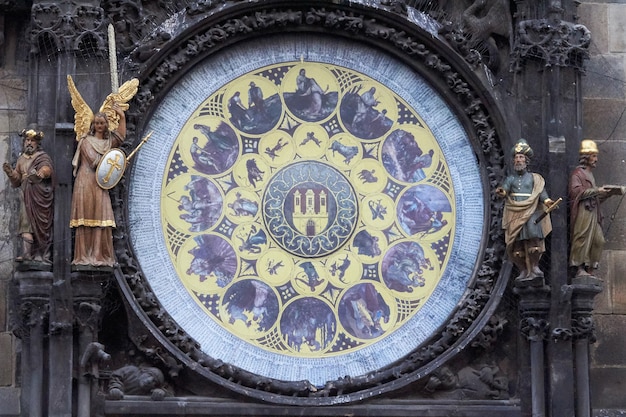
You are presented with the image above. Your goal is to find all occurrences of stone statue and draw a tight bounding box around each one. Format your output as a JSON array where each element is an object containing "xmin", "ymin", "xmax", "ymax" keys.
[
  {"xmin": 3, "ymin": 129, "xmax": 54, "ymax": 263},
  {"xmin": 569, "ymin": 139, "xmax": 625, "ymax": 278},
  {"xmin": 461, "ymin": 0, "xmax": 513, "ymax": 72},
  {"xmin": 424, "ymin": 364, "xmax": 508, "ymax": 400},
  {"xmin": 496, "ymin": 139, "xmax": 555, "ymax": 285},
  {"xmin": 67, "ymin": 75, "xmax": 139, "ymax": 267},
  {"xmin": 107, "ymin": 365, "xmax": 167, "ymax": 401}
]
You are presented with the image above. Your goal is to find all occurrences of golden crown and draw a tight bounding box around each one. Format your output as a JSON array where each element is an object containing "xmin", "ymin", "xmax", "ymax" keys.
[
  {"xmin": 20, "ymin": 129, "xmax": 44, "ymax": 141},
  {"xmin": 579, "ymin": 139, "xmax": 598, "ymax": 155}
]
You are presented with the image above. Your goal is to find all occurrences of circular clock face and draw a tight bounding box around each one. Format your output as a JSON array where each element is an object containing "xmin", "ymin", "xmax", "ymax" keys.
[{"xmin": 129, "ymin": 36, "xmax": 484, "ymax": 386}]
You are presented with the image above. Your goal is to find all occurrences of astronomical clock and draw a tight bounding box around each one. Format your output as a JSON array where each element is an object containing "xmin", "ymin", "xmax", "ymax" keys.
[{"xmin": 122, "ymin": 28, "xmax": 504, "ymax": 403}]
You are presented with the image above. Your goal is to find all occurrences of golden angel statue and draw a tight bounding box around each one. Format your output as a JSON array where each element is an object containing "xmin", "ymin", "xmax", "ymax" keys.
[{"xmin": 67, "ymin": 75, "xmax": 139, "ymax": 267}]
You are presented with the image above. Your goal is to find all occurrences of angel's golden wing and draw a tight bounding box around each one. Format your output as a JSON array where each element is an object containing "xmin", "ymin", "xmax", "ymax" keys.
[
  {"xmin": 99, "ymin": 78, "xmax": 140, "ymax": 132},
  {"xmin": 67, "ymin": 75, "xmax": 94, "ymax": 141}
]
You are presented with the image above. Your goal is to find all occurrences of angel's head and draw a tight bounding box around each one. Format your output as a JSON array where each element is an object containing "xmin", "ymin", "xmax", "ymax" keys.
[{"xmin": 90, "ymin": 112, "xmax": 110, "ymax": 138}]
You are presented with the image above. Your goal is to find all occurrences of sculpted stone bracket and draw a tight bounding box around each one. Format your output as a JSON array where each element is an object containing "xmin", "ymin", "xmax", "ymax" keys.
[
  {"xmin": 571, "ymin": 277, "xmax": 603, "ymax": 342},
  {"xmin": 105, "ymin": 1, "xmax": 510, "ymax": 404},
  {"xmin": 15, "ymin": 271, "xmax": 53, "ymax": 328},
  {"xmin": 510, "ymin": 18, "xmax": 590, "ymax": 72},
  {"xmin": 514, "ymin": 284, "xmax": 551, "ymax": 342}
]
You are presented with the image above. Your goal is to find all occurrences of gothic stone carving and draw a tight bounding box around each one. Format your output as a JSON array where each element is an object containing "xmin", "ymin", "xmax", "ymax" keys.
[
  {"xmin": 80, "ymin": 342, "xmax": 111, "ymax": 379},
  {"xmin": 471, "ymin": 313, "xmax": 508, "ymax": 350},
  {"xmin": 439, "ymin": 0, "xmax": 513, "ymax": 74},
  {"xmin": 510, "ymin": 19, "xmax": 590, "ymax": 72},
  {"xmin": 30, "ymin": 2, "xmax": 107, "ymax": 55},
  {"xmin": 424, "ymin": 364, "xmax": 509, "ymax": 400},
  {"xmin": 107, "ymin": 365, "xmax": 168, "ymax": 401}
]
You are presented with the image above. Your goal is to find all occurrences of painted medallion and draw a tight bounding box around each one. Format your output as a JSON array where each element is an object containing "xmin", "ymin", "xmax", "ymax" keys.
[
  {"xmin": 130, "ymin": 37, "xmax": 483, "ymax": 385},
  {"xmin": 160, "ymin": 61, "xmax": 453, "ymax": 357}
]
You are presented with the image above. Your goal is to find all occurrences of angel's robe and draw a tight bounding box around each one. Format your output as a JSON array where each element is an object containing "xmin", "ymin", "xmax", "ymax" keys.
[{"xmin": 69, "ymin": 131, "xmax": 123, "ymax": 266}]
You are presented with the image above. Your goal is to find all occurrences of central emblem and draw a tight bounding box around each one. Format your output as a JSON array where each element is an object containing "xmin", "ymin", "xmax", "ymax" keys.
[{"xmin": 263, "ymin": 161, "xmax": 358, "ymax": 258}]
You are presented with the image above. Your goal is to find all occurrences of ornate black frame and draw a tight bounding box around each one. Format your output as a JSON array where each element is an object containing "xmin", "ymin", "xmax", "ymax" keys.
[{"xmin": 110, "ymin": 0, "xmax": 509, "ymax": 405}]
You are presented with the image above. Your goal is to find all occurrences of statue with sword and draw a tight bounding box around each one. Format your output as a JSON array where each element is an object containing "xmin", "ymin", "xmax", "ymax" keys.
[
  {"xmin": 496, "ymin": 139, "xmax": 558, "ymax": 286},
  {"xmin": 67, "ymin": 24, "xmax": 149, "ymax": 268}
]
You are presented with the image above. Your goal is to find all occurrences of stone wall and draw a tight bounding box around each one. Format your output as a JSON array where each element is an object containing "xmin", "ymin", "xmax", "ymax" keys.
[
  {"xmin": 580, "ymin": 1, "xmax": 626, "ymax": 414},
  {"xmin": 0, "ymin": 12, "xmax": 28, "ymax": 417}
]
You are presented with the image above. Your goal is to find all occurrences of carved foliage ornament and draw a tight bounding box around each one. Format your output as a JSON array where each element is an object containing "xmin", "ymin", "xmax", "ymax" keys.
[
  {"xmin": 572, "ymin": 315, "xmax": 596, "ymax": 342},
  {"xmin": 520, "ymin": 317, "xmax": 550, "ymax": 342},
  {"xmin": 30, "ymin": 3, "xmax": 107, "ymax": 55},
  {"xmin": 511, "ymin": 19, "xmax": 591, "ymax": 72},
  {"xmin": 116, "ymin": 4, "xmax": 507, "ymax": 403}
]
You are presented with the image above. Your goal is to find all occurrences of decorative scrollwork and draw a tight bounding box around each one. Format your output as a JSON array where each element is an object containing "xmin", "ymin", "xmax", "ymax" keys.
[
  {"xmin": 510, "ymin": 19, "xmax": 591, "ymax": 72},
  {"xmin": 551, "ymin": 326, "xmax": 573, "ymax": 342},
  {"xmin": 30, "ymin": 3, "xmax": 106, "ymax": 55}
]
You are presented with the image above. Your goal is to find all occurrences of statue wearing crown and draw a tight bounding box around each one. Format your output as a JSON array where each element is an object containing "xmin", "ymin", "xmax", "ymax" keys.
[{"xmin": 3, "ymin": 129, "xmax": 55, "ymax": 264}]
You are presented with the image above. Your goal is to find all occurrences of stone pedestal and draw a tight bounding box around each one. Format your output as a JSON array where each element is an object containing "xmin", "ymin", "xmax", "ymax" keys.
[
  {"xmin": 15, "ymin": 270, "xmax": 53, "ymax": 417},
  {"xmin": 571, "ymin": 275, "xmax": 603, "ymax": 417},
  {"xmin": 515, "ymin": 282, "xmax": 551, "ymax": 417},
  {"xmin": 72, "ymin": 269, "xmax": 114, "ymax": 417}
]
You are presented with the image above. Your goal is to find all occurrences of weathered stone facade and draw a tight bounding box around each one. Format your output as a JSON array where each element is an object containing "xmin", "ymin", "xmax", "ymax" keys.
[
  {"xmin": 1, "ymin": 6, "xmax": 29, "ymax": 416},
  {"xmin": 579, "ymin": 2, "xmax": 626, "ymax": 414},
  {"xmin": 0, "ymin": 1, "xmax": 625, "ymax": 416}
]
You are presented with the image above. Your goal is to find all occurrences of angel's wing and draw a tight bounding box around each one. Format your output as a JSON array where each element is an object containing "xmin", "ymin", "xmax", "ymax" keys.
[
  {"xmin": 67, "ymin": 75, "xmax": 94, "ymax": 141},
  {"xmin": 99, "ymin": 78, "xmax": 140, "ymax": 132}
]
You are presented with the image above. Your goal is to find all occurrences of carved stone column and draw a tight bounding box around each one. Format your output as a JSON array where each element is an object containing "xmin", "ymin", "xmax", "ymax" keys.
[
  {"xmin": 28, "ymin": 2, "xmax": 111, "ymax": 416},
  {"xmin": 511, "ymin": 2, "xmax": 590, "ymax": 416},
  {"xmin": 72, "ymin": 270, "xmax": 113, "ymax": 417},
  {"xmin": 571, "ymin": 276, "xmax": 603, "ymax": 417},
  {"xmin": 515, "ymin": 283, "xmax": 551, "ymax": 417},
  {"xmin": 15, "ymin": 270, "xmax": 53, "ymax": 417}
]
